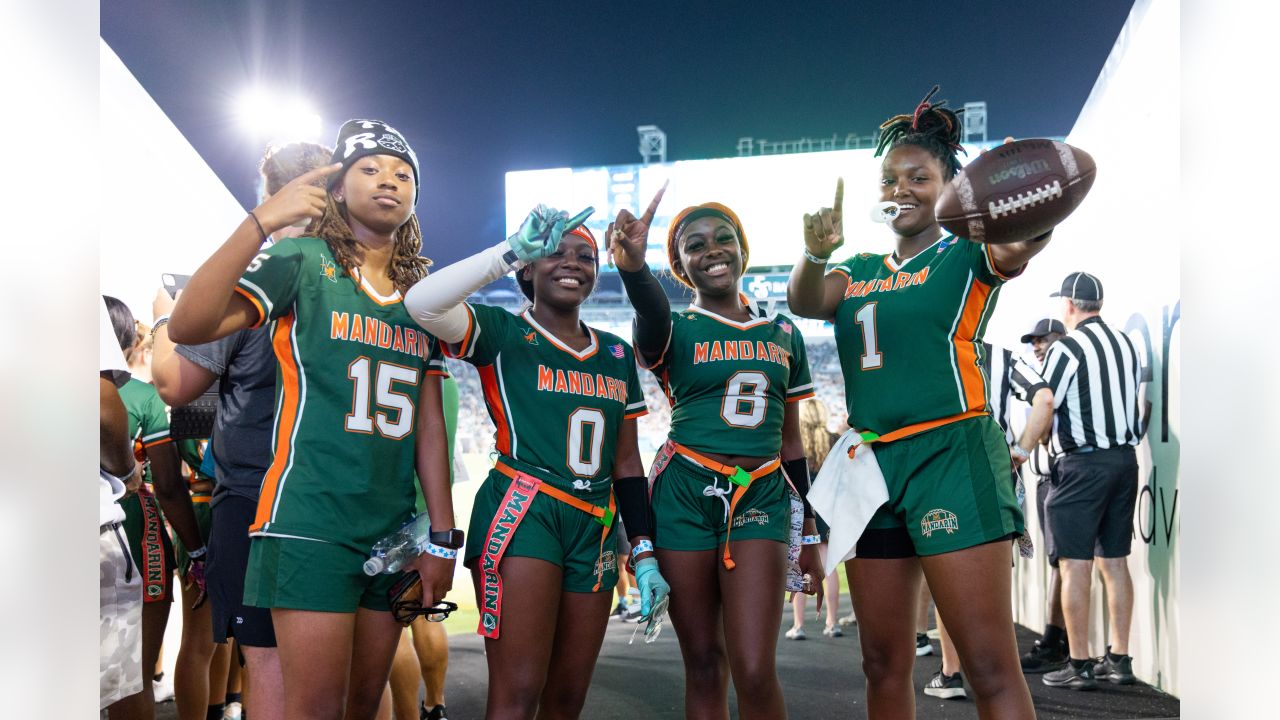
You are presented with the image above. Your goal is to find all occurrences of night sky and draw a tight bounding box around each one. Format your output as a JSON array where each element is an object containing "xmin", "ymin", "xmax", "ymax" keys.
[{"xmin": 102, "ymin": 0, "xmax": 1134, "ymax": 268}]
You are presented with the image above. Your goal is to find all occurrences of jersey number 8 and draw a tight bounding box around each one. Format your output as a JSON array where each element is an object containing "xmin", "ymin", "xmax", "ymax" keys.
[{"xmin": 721, "ymin": 371, "xmax": 769, "ymax": 428}]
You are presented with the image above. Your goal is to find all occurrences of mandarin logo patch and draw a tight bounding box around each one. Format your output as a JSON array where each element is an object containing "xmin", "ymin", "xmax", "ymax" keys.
[
  {"xmin": 320, "ymin": 256, "xmax": 338, "ymax": 282},
  {"xmin": 595, "ymin": 550, "xmax": 617, "ymax": 575},
  {"xmin": 733, "ymin": 508, "xmax": 769, "ymax": 528},
  {"xmin": 920, "ymin": 509, "xmax": 959, "ymax": 538}
]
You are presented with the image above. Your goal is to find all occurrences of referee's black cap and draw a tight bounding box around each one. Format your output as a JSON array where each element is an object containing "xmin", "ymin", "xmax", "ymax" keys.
[
  {"xmin": 1020, "ymin": 318, "xmax": 1068, "ymax": 343},
  {"xmin": 1049, "ymin": 271, "xmax": 1103, "ymax": 301}
]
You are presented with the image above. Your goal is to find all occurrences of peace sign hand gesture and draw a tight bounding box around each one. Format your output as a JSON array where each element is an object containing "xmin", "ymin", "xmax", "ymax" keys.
[
  {"xmin": 802, "ymin": 178, "xmax": 845, "ymax": 260},
  {"xmin": 607, "ymin": 182, "xmax": 668, "ymax": 272},
  {"xmin": 252, "ymin": 162, "xmax": 344, "ymax": 239}
]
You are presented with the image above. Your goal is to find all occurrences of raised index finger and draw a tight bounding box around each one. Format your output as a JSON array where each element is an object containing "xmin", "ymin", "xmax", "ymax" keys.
[
  {"xmin": 833, "ymin": 177, "xmax": 844, "ymax": 212},
  {"xmin": 297, "ymin": 162, "xmax": 345, "ymax": 186},
  {"xmin": 640, "ymin": 180, "xmax": 669, "ymax": 226}
]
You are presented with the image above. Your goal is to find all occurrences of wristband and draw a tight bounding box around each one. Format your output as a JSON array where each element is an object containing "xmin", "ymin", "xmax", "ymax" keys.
[
  {"xmin": 150, "ymin": 316, "xmax": 170, "ymax": 337},
  {"xmin": 423, "ymin": 543, "xmax": 458, "ymax": 560},
  {"xmin": 803, "ymin": 249, "xmax": 831, "ymax": 265},
  {"xmin": 248, "ymin": 211, "xmax": 268, "ymax": 242},
  {"xmin": 631, "ymin": 539, "xmax": 654, "ymax": 557},
  {"xmin": 801, "ymin": 534, "xmax": 822, "ymax": 546},
  {"xmin": 1012, "ymin": 444, "xmax": 1031, "ymax": 460},
  {"xmin": 186, "ymin": 545, "xmax": 207, "ymax": 560}
]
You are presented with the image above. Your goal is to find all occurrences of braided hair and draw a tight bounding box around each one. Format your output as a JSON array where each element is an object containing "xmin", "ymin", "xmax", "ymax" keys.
[
  {"xmin": 874, "ymin": 85, "xmax": 967, "ymax": 179},
  {"xmin": 307, "ymin": 192, "xmax": 432, "ymax": 293}
]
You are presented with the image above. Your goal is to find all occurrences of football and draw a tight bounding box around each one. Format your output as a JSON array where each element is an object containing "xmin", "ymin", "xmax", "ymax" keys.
[{"xmin": 936, "ymin": 139, "xmax": 1096, "ymax": 244}]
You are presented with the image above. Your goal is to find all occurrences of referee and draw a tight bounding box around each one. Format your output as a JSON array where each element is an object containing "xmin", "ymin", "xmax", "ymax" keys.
[{"xmin": 1039, "ymin": 272, "xmax": 1142, "ymax": 691}]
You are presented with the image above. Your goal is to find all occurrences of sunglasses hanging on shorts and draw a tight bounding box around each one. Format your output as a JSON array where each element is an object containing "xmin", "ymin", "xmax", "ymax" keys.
[{"xmin": 387, "ymin": 571, "xmax": 458, "ymax": 626}]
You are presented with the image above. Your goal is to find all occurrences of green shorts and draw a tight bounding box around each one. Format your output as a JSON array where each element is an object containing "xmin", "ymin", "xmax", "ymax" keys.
[
  {"xmin": 173, "ymin": 495, "xmax": 212, "ymax": 575},
  {"xmin": 866, "ymin": 416, "xmax": 1024, "ymax": 556},
  {"xmin": 244, "ymin": 535, "xmax": 401, "ymax": 613},
  {"xmin": 650, "ymin": 455, "xmax": 790, "ymax": 552},
  {"xmin": 121, "ymin": 488, "xmax": 175, "ymax": 603},
  {"xmin": 463, "ymin": 464, "xmax": 619, "ymax": 594}
]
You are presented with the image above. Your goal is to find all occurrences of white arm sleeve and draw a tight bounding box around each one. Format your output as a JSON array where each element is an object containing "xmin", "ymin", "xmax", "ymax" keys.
[{"xmin": 403, "ymin": 242, "xmax": 516, "ymax": 344}]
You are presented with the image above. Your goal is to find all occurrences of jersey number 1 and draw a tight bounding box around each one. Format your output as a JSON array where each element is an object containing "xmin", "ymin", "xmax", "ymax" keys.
[
  {"xmin": 855, "ymin": 302, "xmax": 883, "ymax": 370},
  {"xmin": 346, "ymin": 357, "xmax": 418, "ymax": 439}
]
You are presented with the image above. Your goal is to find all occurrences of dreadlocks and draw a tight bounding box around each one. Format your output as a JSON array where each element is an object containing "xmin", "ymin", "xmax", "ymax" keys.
[
  {"xmin": 307, "ymin": 193, "xmax": 432, "ymax": 293},
  {"xmin": 875, "ymin": 85, "xmax": 967, "ymax": 179}
]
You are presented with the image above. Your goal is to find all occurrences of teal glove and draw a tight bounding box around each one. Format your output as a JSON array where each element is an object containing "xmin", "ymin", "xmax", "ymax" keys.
[
  {"xmin": 506, "ymin": 204, "xmax": 594, "ymax": 264},
  {"xmin": 633, "ymin": 556, "xmax": 670, "ymax": 620}
]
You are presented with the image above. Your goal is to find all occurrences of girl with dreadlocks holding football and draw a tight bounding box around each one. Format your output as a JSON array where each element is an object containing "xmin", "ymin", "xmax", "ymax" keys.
[
  {"xmin": 170, "ymin": 120, "xmax": 458, "ymax": 720},
  {"xmin": 788, "ymin": 87, "xmax": 1053, "ymax": 719},
  {"xmin": 404, "ymin": 202, "xmax": 655, "ymax": 720},
  {"xmin": 612, "ymin": 185, "xmax": 824, "ymax": 720}
]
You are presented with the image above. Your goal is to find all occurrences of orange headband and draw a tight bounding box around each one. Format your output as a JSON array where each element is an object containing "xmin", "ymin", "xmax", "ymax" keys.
[{"xmin": 665, "ymin": 202, "xmax": 749, "ymax": 288}]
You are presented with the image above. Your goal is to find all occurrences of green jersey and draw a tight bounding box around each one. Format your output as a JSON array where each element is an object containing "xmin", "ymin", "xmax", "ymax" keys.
[
  {"xmin": 449, "ymin": 304, "xmax": 646, "ymax": 488},
  {"xmin": 648, "ymin": 303, "xmax": 815, "ymax": 458},
  {"xmin": 176, "ymin": 439, "xmax": 214, "ymax": 484},
  {"xmin": 828, "ymin": 235, "xmax": 1013, "ymax": 437},
  {"xmin": 235, "ymin": 236, "xmax": 449, "ymax": 550},
  {"xmin": 118, "ymin": 378, "xmax": 171, "ymax": 486}
]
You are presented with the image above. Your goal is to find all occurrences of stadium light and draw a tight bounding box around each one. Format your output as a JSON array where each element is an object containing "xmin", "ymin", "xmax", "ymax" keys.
[{"xmin": 234, "ymin": 88, "xmax": 322, "ymax": 143}]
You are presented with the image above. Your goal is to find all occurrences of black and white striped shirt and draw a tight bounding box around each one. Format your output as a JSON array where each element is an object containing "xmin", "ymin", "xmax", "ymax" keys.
[
  {"xmin": 982, "ymin": 343, "xmax": 1049, "ymax": 446},
  {"xmin": 1041, "ymin": 316, "xmax": 1141, "ymax": 453}
]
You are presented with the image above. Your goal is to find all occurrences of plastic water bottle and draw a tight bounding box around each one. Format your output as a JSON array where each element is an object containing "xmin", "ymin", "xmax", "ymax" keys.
[{"xmin": 363, "ymin": 514, "xmax": 432, "ymax": 576}]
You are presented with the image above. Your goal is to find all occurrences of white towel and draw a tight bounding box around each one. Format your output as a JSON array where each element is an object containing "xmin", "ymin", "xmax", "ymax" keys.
[{"xmin": 807, "ymin": 430, "xmax": 890, "ymax": 576}]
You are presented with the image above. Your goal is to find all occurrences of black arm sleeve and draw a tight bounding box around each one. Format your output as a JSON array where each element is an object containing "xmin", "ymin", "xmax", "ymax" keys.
[
  {"xmin": 614, "ymin": 475, "xmax": 651, "ymax": 539},
  {"xmin": 782, "ymin": 458, "xmax": 814, "ymax": 518},
  {"xmin": 618, "ymin": 266, "xmax": 671, "ymax": 365}
]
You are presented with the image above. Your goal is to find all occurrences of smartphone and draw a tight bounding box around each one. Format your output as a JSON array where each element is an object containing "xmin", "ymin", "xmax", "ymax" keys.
[{"xmin": 162, "ymin": 273, "xmax": 191, "ymax": 299}]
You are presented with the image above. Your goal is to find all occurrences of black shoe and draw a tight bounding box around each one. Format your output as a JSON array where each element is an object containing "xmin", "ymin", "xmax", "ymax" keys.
[
  {"xmin": 915, "ymin": 632, "xmax": 934, "ymax": 657},
  {"xmin": 923, "ymin": 670, "xmax": 967, "ymax": 699},
  {"xmin": 1043, "ymin": 660, "xmax": 1097, "ymax": 690},
  {"xmin": 1093, "ymin": 647, "xmax": 1135, "ymax": 685},
  {"xmin": 1021, "ymin": 638, "xmax": 1068, "ymax": 673},
  {"xmin": 612, "ymin": 601, "xmax": 626, "ymax": 618},
  {"xmin": 421, "ymin": 704, "xmax": 448, "ymax": 720}
]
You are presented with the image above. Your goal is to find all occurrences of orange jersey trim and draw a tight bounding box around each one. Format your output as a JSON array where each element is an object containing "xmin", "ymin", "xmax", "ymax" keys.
[
  {"xmin": 623, "ymin": 409, "xmax": 649, "ymax": 420},
  {"xmin": 142, "ymin": 437, "xmax": 173, "ymax": 449},
  {"xmin": 477, "ymin": 364, "xmax": 512, "ymax": 456},
  {"xmin": 785, "ymin": 390, "xmax": 817, "ymax": 403},
  {"xmin": 233, "ymin": 286, "xmax": 267, "ymax": 328},
  {"xmin": 252, "ymin": 314, "xmax": 300, "ymax": 533},
  {"xmin": 952, "ymin": 279, "xmax": 993, "ymax": 412}
]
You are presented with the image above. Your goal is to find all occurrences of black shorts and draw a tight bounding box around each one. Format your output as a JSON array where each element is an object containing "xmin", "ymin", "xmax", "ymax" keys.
[
  {"xmin": 1044, "ymin": 446, "xmax": 1138, "ymax": 562},
  {"xmin": 207, "ymin": 494, "xmax": 276, "ymax": 647},
  {"xmin": 1036, "ymin": 473, "xmax": 1051, "ymax": 562}
]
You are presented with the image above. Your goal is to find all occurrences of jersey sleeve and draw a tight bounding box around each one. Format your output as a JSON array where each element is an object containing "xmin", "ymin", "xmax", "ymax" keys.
[
  {"xmin": 623, "ymin": 345, "xmax": 649, "ymax": 420},
  {"xmin": 1041, "ymin": 340, "xmax": 1079, "ymax": 410},
  {"xmin": 1007, "ymin": 354, "xmax": 1049, "ymax": 403},
  {"xmin": 425, "ymin": 334, "xmax": 450, "ymax": 378},
  {"xmin": 234, "ymin": 237, "xmax": 307, "ymax": 327},
  {"xmin": 445, "ymin": 302, "xmax": 513, "ymax": 365},
  {"xmin": 140, "ymin": 387, "xmax": 172, "ymax": 449},
  {"xmin": 826, "ymin": 256, "xmax": 858, "ymax": 283},
  {"xmin": 962, "ymin": 237, "xmax": 1023, "ymax": 284},
  {"xmin": 175, "ymin": 331, "xmax": 240, "ymax": 376},
  {"xmin": 784, "ymin": 319, "xmax": 816, "ymax": 402}
]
